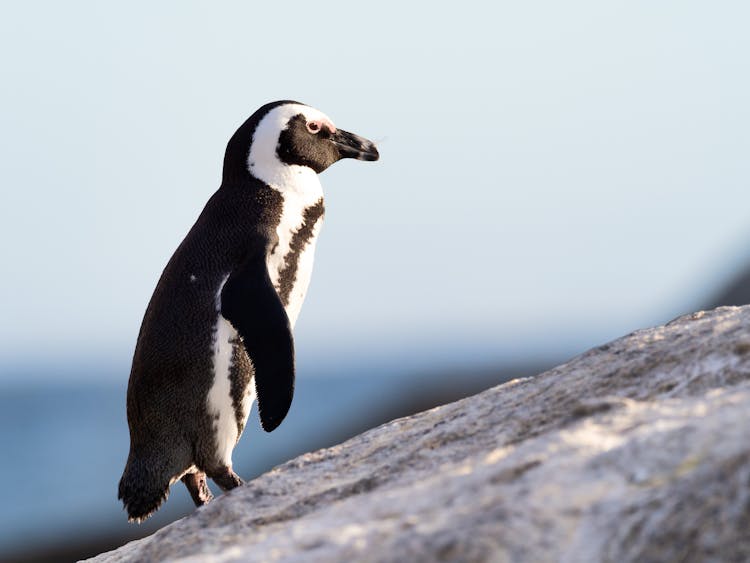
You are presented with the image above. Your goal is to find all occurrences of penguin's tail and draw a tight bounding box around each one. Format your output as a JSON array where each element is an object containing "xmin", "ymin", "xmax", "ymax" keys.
[{"xmin": 118, "ymin": 453, "xmax": 171, "ymax": 523}]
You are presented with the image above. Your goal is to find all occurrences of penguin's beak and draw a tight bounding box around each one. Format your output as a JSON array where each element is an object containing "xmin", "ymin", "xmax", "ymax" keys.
[{"xmin": 330, "ymin": 129, "xmax": 379, "ymax": 162}]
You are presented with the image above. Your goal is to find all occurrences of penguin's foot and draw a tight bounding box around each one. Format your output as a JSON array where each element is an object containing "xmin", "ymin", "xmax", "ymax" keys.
[
  {"xmin": 208, "ymin": 466, "xmax": 244, "ymax": 491},
  {"xmin": 182, "ymin": 471, "xmax": 214, "ymax": 507}
]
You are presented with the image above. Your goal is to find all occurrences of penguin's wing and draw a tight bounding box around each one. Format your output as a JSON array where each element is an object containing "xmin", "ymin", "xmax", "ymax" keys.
[{"xmin": 220, "ymin": 253, "xmax": 294, "ymax": 433}]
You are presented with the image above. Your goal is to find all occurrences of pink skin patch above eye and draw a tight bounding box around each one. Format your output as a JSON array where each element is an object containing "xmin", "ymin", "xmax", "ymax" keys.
[{"xmin": 307, "ymin": 118, "xmax": 337, "ymax": 134}]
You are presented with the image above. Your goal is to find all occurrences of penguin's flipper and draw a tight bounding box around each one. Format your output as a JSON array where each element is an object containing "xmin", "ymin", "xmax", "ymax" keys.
[{"xmin": 221, "ymin": 254, "xmax": 295, "ymax": 433}]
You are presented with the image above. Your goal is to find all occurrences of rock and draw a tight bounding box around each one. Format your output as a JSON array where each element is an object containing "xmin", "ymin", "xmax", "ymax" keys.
[{"xmin": 88, "ymin": 306, "xmax": 750, "ymax": 563}]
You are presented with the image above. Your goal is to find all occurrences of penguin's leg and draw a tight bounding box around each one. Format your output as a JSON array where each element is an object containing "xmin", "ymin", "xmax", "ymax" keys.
[
  {"xmin": 207, "ymin": 466, "xmax": 244, "ymax": 491},
  {"xmin": 181, "ymin": 471, "xmax": 214, "ymax": 507}
]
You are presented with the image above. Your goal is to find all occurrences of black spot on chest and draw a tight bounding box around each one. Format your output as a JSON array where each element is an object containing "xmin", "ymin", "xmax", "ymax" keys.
[{"xmin": 277, "ymin": 198, "xmax": 325, "ymax": 306}]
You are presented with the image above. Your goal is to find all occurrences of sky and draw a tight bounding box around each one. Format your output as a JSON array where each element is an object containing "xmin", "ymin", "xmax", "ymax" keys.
[{"xmin": 1, "ymin": 2, "xmax": 749, "ymax": 382}]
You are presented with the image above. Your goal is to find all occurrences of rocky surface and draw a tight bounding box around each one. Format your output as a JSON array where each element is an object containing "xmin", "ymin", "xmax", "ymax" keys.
[{"xmin": 88, "ymin": 306, "xmax": 750, "ymax": 563}]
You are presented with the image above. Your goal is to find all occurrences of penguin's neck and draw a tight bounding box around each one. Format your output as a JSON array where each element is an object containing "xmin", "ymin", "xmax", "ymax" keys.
[
  {"xmin": 250, "ymin": 164, "xmax": 323, "ymax": 205},
  {"xmin": 254, "ymin": 163, "xmax": 324, "ymax": 220},
  {"xmin": 269, "ymin": 166, "xmax": 323, "ymax": 207},
  {"xmin": 247, "ymin": 153, "xmax": 324, "ymax": 232}
]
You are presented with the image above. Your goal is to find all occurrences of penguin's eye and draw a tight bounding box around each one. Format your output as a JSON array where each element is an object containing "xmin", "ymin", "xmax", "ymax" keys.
[{"xmin": 306, "ymin": 121, "xmax": 321, "ymax": 134}]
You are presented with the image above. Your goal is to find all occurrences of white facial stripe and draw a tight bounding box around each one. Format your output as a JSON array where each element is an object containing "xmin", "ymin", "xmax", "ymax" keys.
[
  {"xmin": 247, "ymin": 103, "xmax": 335, "ymax": 190},
  {"xmin": 207, "ymin": 275, "xmax": 240, "ymax": 467}
]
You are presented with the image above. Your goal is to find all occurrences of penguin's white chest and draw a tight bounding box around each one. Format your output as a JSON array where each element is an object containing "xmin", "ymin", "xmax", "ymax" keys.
[
  {"xmin": 265, "ymin": 174, "xmax": 325, "ymax": 328},
  {"xmin": 266, "ymin": 196, "xmax": 324, "ymax": 327}
]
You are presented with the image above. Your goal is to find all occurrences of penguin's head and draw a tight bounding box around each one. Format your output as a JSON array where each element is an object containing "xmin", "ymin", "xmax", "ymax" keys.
[{"xmin": 223, "ymin": 101, "xmax": 379, "ymax": 186}]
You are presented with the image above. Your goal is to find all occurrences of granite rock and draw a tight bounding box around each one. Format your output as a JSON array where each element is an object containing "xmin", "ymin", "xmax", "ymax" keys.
[{"xmin": 88, "ymin": 306, "xmax": 750, "ymax": 563}]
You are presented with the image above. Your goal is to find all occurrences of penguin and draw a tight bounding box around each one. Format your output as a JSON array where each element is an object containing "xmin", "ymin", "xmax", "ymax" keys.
[{"xmin": 118, "ymin": 100, "xmax": 379, "ymax": 522}]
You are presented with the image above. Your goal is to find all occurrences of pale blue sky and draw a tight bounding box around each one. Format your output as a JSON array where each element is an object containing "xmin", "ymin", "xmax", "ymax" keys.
[{"xmin": 1, "ymin": 2, "xmax": 749, "ymax": 381}]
